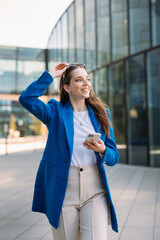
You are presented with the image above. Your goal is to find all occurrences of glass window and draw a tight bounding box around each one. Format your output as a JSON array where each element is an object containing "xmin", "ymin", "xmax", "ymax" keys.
[
  {"xmin": 0, "ymin": 46, "xmax": 45, "ymax": 94},
  {"xmin": 0, "ymin": 46, "xmax": 16, "ymax": 94},
  {"xmin": 84, "ymin": 0, "xmax": 96, "ymax": 70},
  {"xmin": 108, "ymin": 61, "xmax": 127, "ymax": 163},
  {"xmin": 151, "ymin": 0, "xmax": 160, "ymax": 46},
  {"xmin": 56, "ymin": 21, "xmax": 62, "ymax": 63},
  {"xmin": 129, "ymin": 0, "xmax": 150, "ymax": 54},
  {"xmin": 94, "ymin": 68, "xmax": 108, "ymax": 104},
  {"xmin": 126, "ymin": 54, "xmax": 148, "ymax": 166},
  {"xmin": 68, "ymin": 4, "xmax": 76, "ymax": 62},
  {"xmin": 97, "ymin": 0, "xmax": 110, "ymax": 67},
  {"xmin": 111, "ymin": 0, "xmax": 128, "ymax": 61},
  {"xmin": 147, "ymin": 48, "xmax": 160, "ymax": 167},
  {"xmin": 48, "ymin": 28, "xmax": 57, "ymax": 71},
  {"xmin": 61, "ymin": 12, "xmax": 69, "ymax": 62},
  {"xmin": 75, "ymin": 0, "xmax": 84, "ymax": 63},
  {"xmin": 0, "ymin": 100, "xmax": 44, "ymax": 139}
]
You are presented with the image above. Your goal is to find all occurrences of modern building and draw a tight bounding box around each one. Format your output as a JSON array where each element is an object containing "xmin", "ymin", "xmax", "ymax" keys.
[{"xmin": 0, "ymin": 0, "xmax": 160, "ymax": 167}]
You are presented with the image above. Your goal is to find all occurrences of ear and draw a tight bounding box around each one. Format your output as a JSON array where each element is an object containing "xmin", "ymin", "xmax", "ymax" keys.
[{"xmin": 63, "ymin": 84, "xmax": 70, "ymax": 94}]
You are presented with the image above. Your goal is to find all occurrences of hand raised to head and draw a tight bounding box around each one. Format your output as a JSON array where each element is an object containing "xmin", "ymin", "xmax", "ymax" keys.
[{"xmin": 49, "ymin": 63, "xmax": 70, "ymax": 79}]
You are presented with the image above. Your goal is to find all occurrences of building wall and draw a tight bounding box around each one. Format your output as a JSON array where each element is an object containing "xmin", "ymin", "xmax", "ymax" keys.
[
  {"xmin": 0, "ymin": 46, "xmax": 46, "ymax": 139},
  {"xmin": 47, "ymin": 0, "xmax": 160, "ymax": 167}
]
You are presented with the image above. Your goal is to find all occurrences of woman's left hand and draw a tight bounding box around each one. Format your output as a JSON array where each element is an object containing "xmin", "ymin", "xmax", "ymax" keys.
[{"xmin": 83, "ymin": 138, "xmax": 106, "ymax": 154}]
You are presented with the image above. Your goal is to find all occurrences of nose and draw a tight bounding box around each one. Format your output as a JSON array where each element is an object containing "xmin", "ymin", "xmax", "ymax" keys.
[{"xmin": 82, "ymin": 79, "xmax": 88, "ymax": 85}]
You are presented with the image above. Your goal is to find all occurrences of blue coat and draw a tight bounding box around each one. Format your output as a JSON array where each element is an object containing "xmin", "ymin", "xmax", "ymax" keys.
[{"xmin": 19, "ymin": 70, "xmax": 119, "ymax": 233}]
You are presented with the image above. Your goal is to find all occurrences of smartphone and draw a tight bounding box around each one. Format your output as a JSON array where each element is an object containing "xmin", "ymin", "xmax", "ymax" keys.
[{"xmin": 85, "ymin": 133, "xmax": 101, "ymax": 143}]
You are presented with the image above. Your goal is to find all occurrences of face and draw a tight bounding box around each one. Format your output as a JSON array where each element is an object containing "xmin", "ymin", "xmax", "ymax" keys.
[{"xmin": 64, "ymin": 68, "xmax": 91, "ymax": 100}]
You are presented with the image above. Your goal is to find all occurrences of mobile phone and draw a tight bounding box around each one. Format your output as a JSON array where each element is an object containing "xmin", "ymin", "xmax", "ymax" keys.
[{"xmin": 85, "ymin": 133, "xmax": 101, "ymax": 143}]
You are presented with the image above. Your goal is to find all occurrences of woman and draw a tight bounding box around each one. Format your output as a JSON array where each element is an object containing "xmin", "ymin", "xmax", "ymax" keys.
[{"xmin": 19, "ymin": 62, "xmax": 119, "ymax": 240}]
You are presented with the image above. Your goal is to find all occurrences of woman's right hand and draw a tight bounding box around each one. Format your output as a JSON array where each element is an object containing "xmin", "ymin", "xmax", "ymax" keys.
[{"xmin": 49, "ymin": 63, "xmax": 69, "ymax": 79}]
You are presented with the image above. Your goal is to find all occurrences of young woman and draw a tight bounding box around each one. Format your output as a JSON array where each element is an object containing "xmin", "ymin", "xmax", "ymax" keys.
[{"xmin": 19, "ymin": 62, "xmax": 119, "ymax": 240}]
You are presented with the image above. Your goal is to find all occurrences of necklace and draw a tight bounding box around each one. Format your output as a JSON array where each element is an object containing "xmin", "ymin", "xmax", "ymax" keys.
[{"xmin": 73, "ymin": 111, "xmax": 88, "ymax": 126}]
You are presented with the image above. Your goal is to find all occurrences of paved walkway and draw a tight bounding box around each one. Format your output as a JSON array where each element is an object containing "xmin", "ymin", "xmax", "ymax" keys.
[{"xmin": 0, "ymin": 150, "xmax": 159, "ymax": 240}]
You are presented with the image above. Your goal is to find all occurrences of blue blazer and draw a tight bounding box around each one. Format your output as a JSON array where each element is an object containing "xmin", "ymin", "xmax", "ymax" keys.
[{"xmin": 19, "ymin": 71, "xmax": 119, "ymax": 233}]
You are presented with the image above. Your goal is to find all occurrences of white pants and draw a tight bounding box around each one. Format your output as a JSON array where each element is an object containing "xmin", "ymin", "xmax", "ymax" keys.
[{"xmin": 51, "ymin": 164, "xmax": 109, "ymax": 240}]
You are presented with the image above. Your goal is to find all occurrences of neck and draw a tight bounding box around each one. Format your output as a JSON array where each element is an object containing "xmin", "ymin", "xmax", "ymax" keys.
[{"xmin": 69, "ymin": 97, "xmax": 88, "ymax": 112}]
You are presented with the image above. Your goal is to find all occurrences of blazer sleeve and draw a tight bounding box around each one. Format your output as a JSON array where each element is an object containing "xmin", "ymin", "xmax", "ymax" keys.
[
  {"xmin": 18, "ymin": 70, "xmax": 56, "ymax": 128},
  {"xmin": 100, "ymin": 109, "xmax": 119, "ymax": 166}
]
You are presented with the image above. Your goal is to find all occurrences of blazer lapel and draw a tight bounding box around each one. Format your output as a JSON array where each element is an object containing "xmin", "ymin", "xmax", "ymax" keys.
[
  {"xmin": 61, "ymin": 101, "xmax": 74, "ymax": 157},
  {"xmin": 87, "ymin": 105, "xmax": 106, "ymax": 141},
  {"xmin": 61, "ymin": 101, "xmax": 106, "ymax": 158}
]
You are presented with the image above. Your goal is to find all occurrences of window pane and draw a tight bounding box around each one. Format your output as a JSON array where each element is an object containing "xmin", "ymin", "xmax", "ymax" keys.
[
  {"xmin": 57, "ymin": 21, "xmax": 62, "ymax": 62},
  {"xmin": 94, "ymin": 68, "xmax": 108, "ymax": 104},
  {"xmin": 61, "ymin": 12, "xmax": 69, "ymax": 62},
  {"xmin": 147, "ymin": 48, "xmax": 160, "ymax": 167},
  {"xmin": 0, "ymin": 46, "xmax": 45, "ymax": 94},
  {"xmin": 126, "ymin": 54, "xmax": 148, "ymax": 166},
  {"xmin": 108, "ymin": 62, "xmax": 127, "ymax": 163},
  {"xmin": 85, "ymin": 0, "xmax": 96, "ymax": 70},
  {"xmin": 111, "ymin": 0, "xmax": 128, "ymax": 61},
  {"xmin": 97, "ymin": 0, "xmax": 110, "ymax": 66},
  {"xmin": 151, "ymin": 0, "xmax": 160, "ymax": 46},
  {"xmin": 129, "ymin": 0, "xmax": 150, "ymax": 54},
  {"xmin": 75, "ymin": 0, "xmax": 84, "ymax": 63},
  {"xmin": 68, "ymin": 4, "xmax": 76, "ymax": 62}
]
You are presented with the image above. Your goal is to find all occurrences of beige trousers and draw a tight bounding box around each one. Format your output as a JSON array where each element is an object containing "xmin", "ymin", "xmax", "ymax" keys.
[{"xmin": 51, "ymin": 164, "xmax": 109, "ymax": 240}]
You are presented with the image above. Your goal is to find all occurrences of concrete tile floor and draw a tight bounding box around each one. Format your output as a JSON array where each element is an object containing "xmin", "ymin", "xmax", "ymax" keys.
[{"xmin": 0, "ymin": 150, "xmax": 159, "ymax": 240}]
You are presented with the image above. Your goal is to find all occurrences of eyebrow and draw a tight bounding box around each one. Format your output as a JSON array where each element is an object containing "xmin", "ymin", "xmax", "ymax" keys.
[{"xmin": 74, "ymin": 76, "xmax": 89, "ymax": 79}]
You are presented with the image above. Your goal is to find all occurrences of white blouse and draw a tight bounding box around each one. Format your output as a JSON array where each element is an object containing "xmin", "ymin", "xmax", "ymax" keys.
[{"xmin": 71, "ymin": 110, "xmax": 98, "ymax": 166}]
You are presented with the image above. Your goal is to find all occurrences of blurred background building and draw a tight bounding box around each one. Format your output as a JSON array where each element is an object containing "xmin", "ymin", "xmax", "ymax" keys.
[{"xmin": 0, "ymin": 0, "xmax": 160, "ymax": 167}]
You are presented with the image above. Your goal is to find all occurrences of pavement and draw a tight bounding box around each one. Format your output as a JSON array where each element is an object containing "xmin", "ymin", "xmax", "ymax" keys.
[{"xmin": 0, "ymin": 150, "xmax": 160, "ymax": 240}]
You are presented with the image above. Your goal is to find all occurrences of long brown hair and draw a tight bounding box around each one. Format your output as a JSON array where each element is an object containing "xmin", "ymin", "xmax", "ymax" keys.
[{"xmin": 59, "ymin": 66, "xmax": 111, "ymax": 137}]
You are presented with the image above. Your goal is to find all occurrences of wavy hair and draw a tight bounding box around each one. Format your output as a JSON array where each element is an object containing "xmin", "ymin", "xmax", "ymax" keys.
[{"xmin": 59, "ymin": 66, "xmax": 111, "ymax": 137}]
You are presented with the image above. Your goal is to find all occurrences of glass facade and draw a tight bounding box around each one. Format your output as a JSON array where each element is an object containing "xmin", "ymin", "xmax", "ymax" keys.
[
  {"xmin": 111, "ymin": 0, "xmax": 128, "ymax": 60},
  {"xmin": 129, "ymin": 0, "xmax": 150, "ymax": 54},
  {"xmin": 1, "ymin": 0, "xmax": 160, "ymax": 167},
  {"xmin": 46, "ymin": 0, "xmax": 160, "ymax": 167},
  {"xmin": 108, "ymin": 62, "xmax": 127, "ymax": 163},
  {"xmin": 147, "ymin": 47, "xmax": 160, "ymax": 167},
  {"xmin": 0, "ymin": 46, "xmax": 46, "ymax": 140},
  {"xmin": 151, "ymin": 0, "xmax": 160, "ymax": 46},
  {"xmin": 84, "ymin": 0, "xmax": 96, "ymax": 70},
  {"xmin": 68, "ymin": 3, "xmax": 76, "ymax": 62},
  {"xmin": 97, "ymin": 0, "xmax": 110, "ymax": 66},
  {"xmin": 0, "ymin": 46, "xmax": 45, "ymax": 94},
  {"xmin": 75, "ymin": 0, "xmax": 84, "ymax": 63},
  {"xmin": 126, "ymin": 54, "xmax": 148, "ymax": 166}
]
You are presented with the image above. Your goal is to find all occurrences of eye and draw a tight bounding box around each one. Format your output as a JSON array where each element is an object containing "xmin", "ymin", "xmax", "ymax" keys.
[
  {"xmin": 87, "ymin": 78, "xmax": 90, "ymax": 81},
  {"xmin": 76, "ymin": 79, "xmax": 82, "ymax": 82}
]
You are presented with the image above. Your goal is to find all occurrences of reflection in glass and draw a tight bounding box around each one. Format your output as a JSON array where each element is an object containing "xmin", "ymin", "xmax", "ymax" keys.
[
  {"xmin": 147, "ymin": 48, "xmax": 160, "ymax": 167},
  {"xmin": 152, "ymin": 0, "xmax": 160, "ymax": 46},
  {"xmin": 61, "ymin": 12, "xmax": 69, "ymax": 62},
  {"xmin": 108, "ymin": 61, "xmax": 127, "ymax": 163},
  {"xmin": 0, "ymin": 100, "xmax": 43, "ymax": 138},
  {"xmin": 75, "ymin": 0, "xmax": 84, "ymax": 63},
  {"xmin": 129, "ymin": 0, "xmax": 150, "ymax": 54},
  {"xmin": 111, "ymin": 0, "xmax": 128, "ymax": 61},
  {"xmin": 68, "ymin": 4, "xmax": 76, "ymax": 62},
  {"xmin": 0, "ymin": 46, "xmax": 45, "ymax": 94},
  {"xmin": 85, "ymin": 0, "xmax": 96, "ymax": 70},
  {"xmin": 97, "ymin": 0, "xmax": 110, "ymax": 67},
  {"xmin": 94, "ymin": 68, "xmax": 108, "ymax": 104},
  {"xmin": 126, "ymin": 54, "xmax": 148, "ymax": 166},
  {"xmin": 57, "ymin": 22, "xmax": 62, "ymax": 62}
]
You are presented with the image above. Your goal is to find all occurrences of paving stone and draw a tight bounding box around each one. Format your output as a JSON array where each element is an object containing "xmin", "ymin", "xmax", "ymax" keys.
[
  {"xmin": 119, "ymin": 227, "xmax": 153, "ymax": 240},
  {"xmin": 0, "ymin": 150, "xmax": 160, "ymax": 240}
]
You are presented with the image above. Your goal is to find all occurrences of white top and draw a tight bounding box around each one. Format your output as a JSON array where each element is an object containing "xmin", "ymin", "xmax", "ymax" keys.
[{"xmin": 71, "ymin": 110, "xmax": 97, "ymax": 166}]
